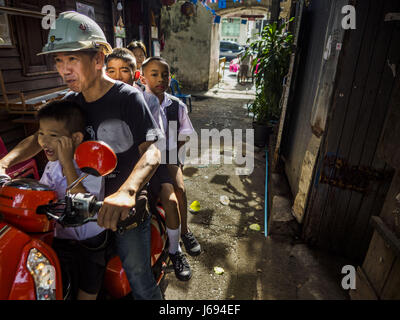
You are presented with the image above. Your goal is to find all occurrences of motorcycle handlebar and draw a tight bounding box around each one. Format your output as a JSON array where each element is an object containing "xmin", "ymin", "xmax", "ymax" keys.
[
  {"xmin": 0, "ymin": 174, "xmax": 11, "ymax": 187},
  {"xmin": 40, "ymin": 196, "xmax": 137, "ymax": 234}
]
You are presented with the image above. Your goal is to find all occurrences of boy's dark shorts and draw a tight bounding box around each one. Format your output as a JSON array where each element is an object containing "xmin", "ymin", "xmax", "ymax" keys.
[
  {"xmin": 149, "ymin": 164, "xmax": 173, "ymax": 198},
  {"xmin": 52, "ymin": 230, "xmax": 112, "ymax": 297}
]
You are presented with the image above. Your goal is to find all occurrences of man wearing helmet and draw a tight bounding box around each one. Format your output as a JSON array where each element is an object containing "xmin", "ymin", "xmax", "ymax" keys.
[{"xmin": 0, "ymin": 11, "xmax": 164, "ymax": 300}]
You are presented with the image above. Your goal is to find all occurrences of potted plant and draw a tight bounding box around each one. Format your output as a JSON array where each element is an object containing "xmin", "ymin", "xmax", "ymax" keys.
[{"xmin": 245, "ymin": 19, "xmax": 294, "ymax": 147}]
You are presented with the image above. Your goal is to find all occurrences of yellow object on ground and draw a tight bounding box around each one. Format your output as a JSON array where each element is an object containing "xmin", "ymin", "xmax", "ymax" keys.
[
  {"xmin": 189, "ymin": 200, "xmax": 201, "ymax": 213},
  {"xmin": 249, "ymin": 223, "xmax": 261, "ymax": 231},
  {"xmin": 214, "ymin": 267, "xmax": 225, "ymax": 275}
]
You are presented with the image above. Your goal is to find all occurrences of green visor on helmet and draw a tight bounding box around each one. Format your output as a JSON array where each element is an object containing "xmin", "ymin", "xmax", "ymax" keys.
[{"xmin": 37, "ymin": 11, "xmax": 112, "ymax": 56}]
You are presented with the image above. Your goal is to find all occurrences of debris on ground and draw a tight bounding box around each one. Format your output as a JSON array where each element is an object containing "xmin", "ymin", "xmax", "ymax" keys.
[
  {"xmin": 189, "ymin": 200, "xmax": 201, "ymax": 213},
  {"xmin": 249, "ymin": 223, "xmax": 261, "ymax": 231},
  {"xmin": 220, "ymin": 195, "xmax": 230, "ymax": 205},
  {"xmin": 213, "ymin": 267, "xmax": 225, "ymax": 275}
]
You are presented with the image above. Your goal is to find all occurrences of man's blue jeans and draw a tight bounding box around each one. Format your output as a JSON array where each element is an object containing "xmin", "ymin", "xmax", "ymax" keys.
[{"xmin": 115, "ymin": 215, "xmax": 162, "ymax": 300}]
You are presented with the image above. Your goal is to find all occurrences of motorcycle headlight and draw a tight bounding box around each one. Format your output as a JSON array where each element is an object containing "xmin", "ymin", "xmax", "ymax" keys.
[{"xmin": 26, "ymin": 248, "xmax": 56, "ymax": 300}]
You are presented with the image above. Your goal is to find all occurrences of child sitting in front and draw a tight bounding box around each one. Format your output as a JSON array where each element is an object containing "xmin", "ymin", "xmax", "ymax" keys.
[
  {"xmin": 37, "ymin": 100, "xmax": 108, "ymax": 300},
  {"xmin": 140, "ymin": 56, "xmax": 202, "ymax": 279}
]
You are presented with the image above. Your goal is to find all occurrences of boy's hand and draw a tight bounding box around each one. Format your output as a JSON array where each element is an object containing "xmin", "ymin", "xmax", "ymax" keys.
[
  {"xmin": 56, "ymin": 136, "xmax": 75, "ymax": 167},
  {"xmin": 97, "ymin": 190, "xmax": 136, "ymax": 231}
]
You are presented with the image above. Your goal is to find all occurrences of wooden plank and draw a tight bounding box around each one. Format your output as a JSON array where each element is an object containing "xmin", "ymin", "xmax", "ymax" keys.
[
  {"xmin": 362, "ymin": 230, "xmax": 396, "ymax": 293},
  {"xmin": 12, "ymin": 117, "xmax": 37, "ymax": 124},
  {"xmin": 357, "ymin": 21, "xmax": 400, "ymax": 253},
  {"xmin": 0, "ymin": 48, "xmax": 20, "ymax": 58},
  {"xmin": 64, "ymin": 0, "xmax": 111, "ymax": 24},
  {"xmin": 0, "ymin": 57, "xmax": 22, "ymax": 70},
  {"xmin": 0, "ymin": 69, "xmax": 61, "ymax": 84},
  {"xmin": 349, "ymin": 266, "xmax": 379, "ymax": 300},
  {"xmin": 381, "ymin": 257, "xmax": 400, "ymax": 299},
  {"xmin": 371, "ymin": 216, "xmax": 400, "ymax": 258},
  {"xmin": 325, "ymin": 0, "xmax": 377, "ymax": 252},
  {"xmin": 317, "ymin": 0, "xmax": 374, "ymax": 253},
  {"xmin": 354, "ymin": 0, "xmax": 400, "ymax": 239},
  {"xmin": 378, "ymin": 170, "xmax": 400, "ymax": 235},
  {"xmin": 0, "ymin": 127, "xmax": 26, "ymax": 145},
  {"xmin": 341, "ymin": 0, "xmax": 400, "ymax": 260},
  {"xmin": 314, "ymin": 1, "xmax": 381, "ymax": 252},
  {"xmin": 377, "ymin": 78, "xmax": 400, "ymax": 169},
  {"xmin": 296, "ymin": 0, "xmax": 340, "ymax": 243},
  {"xmin": 0, "ymin": 120, "xmax": 23, "ymax": 134},
  {"xmin": 3, "ymin": 77, "xmax": 64, "ymax": 94},
  {"xmin": 273, "ymin": 0, "xmax": 305, "ymax": 171},
  {"xmin": 317, "ymin": 0, "xmax": 390, "ymax": 257}
]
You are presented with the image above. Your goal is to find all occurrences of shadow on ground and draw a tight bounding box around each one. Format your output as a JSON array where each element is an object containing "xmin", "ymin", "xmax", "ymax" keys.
[{"xmin": 161, "ymin": 69, "xmax": 351, "ymax": 300}]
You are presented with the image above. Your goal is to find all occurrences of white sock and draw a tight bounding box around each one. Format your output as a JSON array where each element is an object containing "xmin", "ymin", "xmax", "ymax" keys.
[{"xmin": 167, "ymin": 226, "xmax": 182, "ymax": 254}]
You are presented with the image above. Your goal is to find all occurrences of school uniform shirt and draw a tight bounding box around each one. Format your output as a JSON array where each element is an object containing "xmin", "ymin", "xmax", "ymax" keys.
[
  {"xmin": 65, "ymin": 81, "xmax": 164, "ymax": 197},
  {"xmin": 143, "ymin": 91, "xmax": 194, "ymax": 151},
  {"xmin": 39, "ymin": 160, "xmax": 105, "ymax": 241}
]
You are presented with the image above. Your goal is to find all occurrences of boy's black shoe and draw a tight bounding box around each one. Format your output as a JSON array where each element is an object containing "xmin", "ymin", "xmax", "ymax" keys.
[
  {"xmin": 169, "ymin": 251, "xmax": 192, "ymax": 281},
  {"xmin": 181, "ymin": 231, "xmax": 201, "ymax": 256}
]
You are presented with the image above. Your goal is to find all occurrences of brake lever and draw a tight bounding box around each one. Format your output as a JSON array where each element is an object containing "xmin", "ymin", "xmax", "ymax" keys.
[
  {"xmin": 0, "ymin": 174, "xmax": 11, "ymax": 187},
  {"xmin": 92, "ymin": 201, "xmax": 137, "ymax": 234},
  {"xmin": 116, "ymin": 208, "xmax": 137, "ymax": 234}
]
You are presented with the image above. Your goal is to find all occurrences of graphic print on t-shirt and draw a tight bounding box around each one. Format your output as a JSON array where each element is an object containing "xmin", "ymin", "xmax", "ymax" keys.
[
  {"xmin": 86, "ymin": 126, "xmax": 96, "ymax": 140},
  {"xmin": 96, "ymin": 119, "xmax": 134, "ymax": 154}
]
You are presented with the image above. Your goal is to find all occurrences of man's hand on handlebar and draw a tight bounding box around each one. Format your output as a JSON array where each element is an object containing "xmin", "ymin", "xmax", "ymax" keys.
[
  {"xmin": 0, "ymin": 162, "xmax": 7, "ymax": 176},
  {"xmin": 97, "ymin": 189, "xmax": 136, "ymax": 232}
]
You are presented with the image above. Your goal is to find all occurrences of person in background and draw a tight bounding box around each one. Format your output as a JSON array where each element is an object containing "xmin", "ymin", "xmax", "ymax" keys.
[
  {"xmin": 127, "ymin": 41, "xmax": 147, "ymax": 70},
  {"xmin": 238, "ymin": 51, "xmax": 252, "ymax": 84},
  {"xmin": 105, "ymin": 47, "xmax": 138, "ymax": 86}
]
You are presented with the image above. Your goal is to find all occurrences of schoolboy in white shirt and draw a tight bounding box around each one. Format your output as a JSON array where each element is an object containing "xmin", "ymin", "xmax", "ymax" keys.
[{"xmin": 141, "ymin": 57, "xmax": 201, "ymax": 281}]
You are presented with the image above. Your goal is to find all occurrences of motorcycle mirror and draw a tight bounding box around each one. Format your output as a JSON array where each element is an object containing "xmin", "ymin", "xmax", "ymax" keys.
[{"xmin": 74, "ymin": 141, "xmax": 117, "ymax": 177}]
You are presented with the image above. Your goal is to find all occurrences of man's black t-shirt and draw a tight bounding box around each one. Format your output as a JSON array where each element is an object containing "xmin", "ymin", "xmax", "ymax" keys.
[{"xmin": 65, "ymin": 81, "xmax": 163, "ymax": 196}]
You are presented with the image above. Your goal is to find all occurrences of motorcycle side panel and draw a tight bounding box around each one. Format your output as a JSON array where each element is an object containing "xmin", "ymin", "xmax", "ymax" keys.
[
  {"xmin": 0, "ymin": 222, "xmax": 31, "ymax": 299},
  {"xmin": 151, "ymin": 206, "xmax": 167, "ymax": 266},
  {"xmin": 103, "ymin": 255, "xmax": 131, "ymax": 299},
  {"xmin": 0, "ymin": 186, "xmax": 57, "ymax": 233},
  {"xmin": 30, "ymin": 231, "xmax": 54, "ymax": 247}
]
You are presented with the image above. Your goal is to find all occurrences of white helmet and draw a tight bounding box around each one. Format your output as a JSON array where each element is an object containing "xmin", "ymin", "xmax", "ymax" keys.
[{"xmin": 38, "ymin": 11, "xmax": 112, "ymax": 56}]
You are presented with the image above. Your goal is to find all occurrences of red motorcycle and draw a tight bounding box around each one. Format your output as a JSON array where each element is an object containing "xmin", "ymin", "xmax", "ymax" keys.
[{"xmin": 0, "ymin": 141, "xmax": 168, "ymax": 300}]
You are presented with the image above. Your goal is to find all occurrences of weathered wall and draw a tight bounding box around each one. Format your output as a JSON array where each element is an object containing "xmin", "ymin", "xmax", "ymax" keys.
[
  {"xmin": 280, "ymin": 0, "xmax": 333, "ymax": 198},
  {"xmin": 208, "ymin": 21, "xmax": 220, "ymax": 89},
  {"xmin": 160, "ymin": 2, "xmax": 217, "ymax": 91}
]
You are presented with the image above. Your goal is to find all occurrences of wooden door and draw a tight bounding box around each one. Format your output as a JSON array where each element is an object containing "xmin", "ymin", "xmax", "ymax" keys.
[{"xmin": 303, "ymin": 0, "xmax": 400, "ymax": 263}]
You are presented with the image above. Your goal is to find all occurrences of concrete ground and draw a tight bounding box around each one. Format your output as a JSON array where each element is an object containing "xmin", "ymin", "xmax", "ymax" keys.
[{"xmin": 161, "ymin": 65, "xmax": 351, "ymax": 300}]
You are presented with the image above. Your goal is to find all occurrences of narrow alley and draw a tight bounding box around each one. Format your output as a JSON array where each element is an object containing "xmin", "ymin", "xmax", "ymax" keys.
[
  {"xmin": 1, "ymin": 0, "xmax": 399, "ymax": 304},
  {"xmin": 161, "ymin": 65, "xmax": 350, "ymax": 300}
]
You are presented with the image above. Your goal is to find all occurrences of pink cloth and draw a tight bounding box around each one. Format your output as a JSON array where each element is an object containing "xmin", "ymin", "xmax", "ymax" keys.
[
  {"xmin": 255, "ymin": 60, "xmax": 260, "ymax": 75},
  {"xmin": 229, "ymin": 58, "xmax": 240, "ymax": 73}
]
